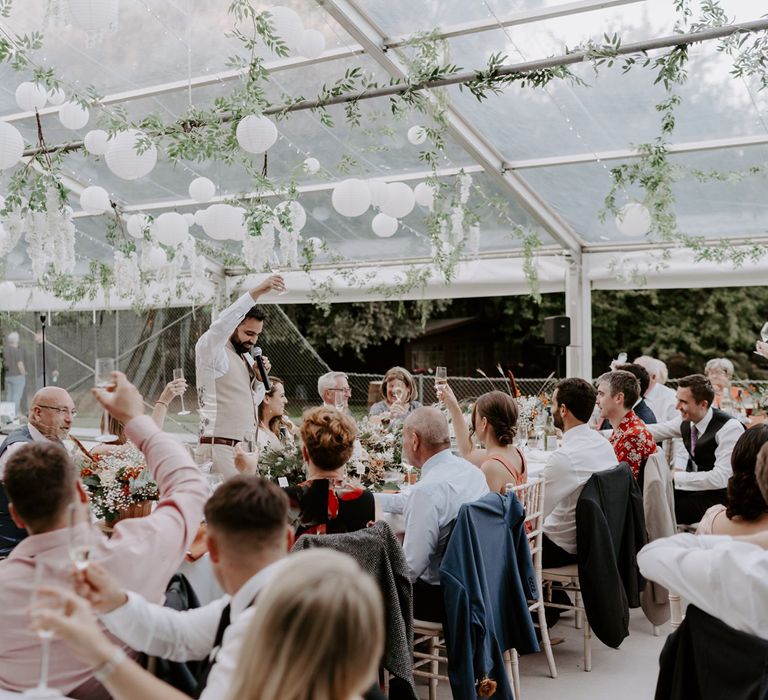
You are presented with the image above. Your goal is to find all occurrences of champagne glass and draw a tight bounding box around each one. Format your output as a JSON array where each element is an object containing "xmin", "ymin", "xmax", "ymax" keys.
[
  {"xmin": 270, "ymin": 254, "xmax": 288, "ymax": 296},
  {"xmin": 25, "ymin": 560, "xmax": 65, "ymax": 698},
  {"xmin": 434, "ymin": 367, "xmax": 447, "ymax": 405},
  {"xmin": 94, "ymin": 358, "xmax": 117, "ymax": 443},
  {"xmin": 762, "ymin": 323, "xmax": 768, "ymax": 342},
  {"xmin": 334, "ymin": 389, "xmax": 346, "ymax": 413},
  {"xmin": 173, "ymin": 368, "xmax": 191, "ymax": 416},
  {"xmin": 68, "ymin": 503, "xmax": 91, "ymax": 572},
  {"xmin": 243, "ymin": 430, "xmax": 257, "ymax": 454}
]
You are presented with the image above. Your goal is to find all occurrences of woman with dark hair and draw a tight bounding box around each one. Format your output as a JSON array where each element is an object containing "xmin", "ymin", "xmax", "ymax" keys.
[
  {"xmin": 441, "ymin": 386, "xmax": 526, "ymax": 493},
  {"xmin": 368, "ymin": 366, "xmax": 422, "ymax": 425},
  {"xmin": 697, "ymin": 424, "xmax": 768, "ymax": 535}
]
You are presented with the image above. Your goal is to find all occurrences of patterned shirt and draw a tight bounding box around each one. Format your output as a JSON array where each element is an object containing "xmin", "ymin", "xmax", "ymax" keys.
[{"xmin": 609, "ymin": 410, "xmax": 656, "ymax": 479}]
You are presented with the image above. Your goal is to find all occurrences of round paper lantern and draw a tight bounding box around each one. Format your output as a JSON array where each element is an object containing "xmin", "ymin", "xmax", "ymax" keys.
[
  {"xmin": 183, "ymin": 212, "xmax": 195, "ymax": 226},
  {"xmin": 144, "ymin": 245, "xmax": 167, "ymax": 271},
  {"xmin": 0, "ymin": 280, "xmax": 16, "ymax": 297},
  {"xmin": 0, "ymin": 122, "xmax": 24, "ymax": 170},
  {"xmin": 616, "ymin": 202, "xmax": 652, "ymax": 237},
  {"xmin": 105, "ymin": 130, "xmax": 157, "ymax": 180},
  {"xmin": 155, "ymin": 212, "xmax": 189, "ymax": 246},
  {"xmin": 332, "ymin": 179, "xmax": 371, "ymax": 218},
  {"xmin": 47, "ymin": 87, "xmax": 66, "ymax": 106},
  {"xmin": 312, "ymin": 206, "xmax": 330, "ymax": 222},
  {"xmin": 0, "ymin": 195, "xmax": 5, "ymax": 209},
  {"xmin": 188, "ymin": 176, "xmax": 216, "ymax": 202},
  {"xmin": 372, "ymin": 213, "xmax": 398, "ymax": 238},
  {"xmin": 407, "ymin": 126, "xmax": 427, "ymax": 145},
  {"xmin": 79, "ymin": 186, "xmax": 111, "ymax": 214},
  {"xmin": 303, "ymin": 157, "xmax": 320, "ymax": 175},
  {"xmin": 367, "ymin": 180, "xmax": 389, "ymax": 209},
  {"xmin": 414, "ymin": 182, "xmax": 435, "ymax": 208},
  {"xmin": 59, "ymin": 102, "xmax": 90, "ymax": 130},
  {"xmin": 126, "ymin": 213, "xmax": 150, "ymax": 239},
  {"xmin": 268, "ymin": 6, "xmax": 304, "ymax": 49},
  {"xmin": 297, "ymin": 29, "xmax": 325, "ymax": 59},
  {"xmin": 202, "ymin": 203, "xmax": 247, "ymax": 241},
  {"xmin": 380, "ymin": 182, "xmax": 415, "ymax": 219},
  {"xmin": 236, "ymin": 115, "xmax": 278, "ymax": 154},
  {"xmin": 84, "ymin": 129, "xmax": 109, "ymax": 155},
  {"xmin": 15, "ymin": 82, "xmax": 48, "ymax": 112},
  {"xmin": 275, "ymin": 200, "xmax": 306, "ymax": 231},
  {"xmin": 68, "ymin": 0, "xmax": 119, "ymax": 32},
  {"xmin": 306, "ymin": 236, "xmax": 322, "ymax": 253},
  {"xmin": 194, "ymin": 209, "xmax": 209, "ymax": 227}
]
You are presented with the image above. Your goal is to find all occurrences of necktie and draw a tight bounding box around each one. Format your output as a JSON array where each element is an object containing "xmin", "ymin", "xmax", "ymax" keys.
[
  {"xmin": 687, "ymin": 424, "xmax": 699, "ymax": 472},
  {"xmin": 195, "ymin": 603, "xmax": 231, "ymax": 698}
]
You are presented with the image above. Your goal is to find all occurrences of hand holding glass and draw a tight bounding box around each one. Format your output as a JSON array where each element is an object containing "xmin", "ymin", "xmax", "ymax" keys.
[
  {"xmin": 94, "ymin": 358, "xmax": 117, "ymax": 443},
  {"xmin": 68, "ymin": 503, "xmax": 91, "ymax": 572},
  {"xmin": 434, "ymin": 367, "xmax": 447, "ymax": 404},
  {"xmin": 173, "ymin": 368, "xmax": 191, "ymax": 416}
]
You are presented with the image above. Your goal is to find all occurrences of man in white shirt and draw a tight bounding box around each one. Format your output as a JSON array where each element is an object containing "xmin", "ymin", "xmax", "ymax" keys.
[
  {"xmin": 195, "ymin": 274, "xmax": 284, "ymax": 478},
  {"xmin": 376, "ymin": 406, "xmax": 488, "ymax": 623},
  {"xmin": 647, "ymin": 374, "xmax": 744, "ymax": 524},
  {"xmin": 542, "ymin": 378, "xmax": 618, "ymax": 567},
  {"xmin": 76, "ymin": 475, "xmax": 291, "ymax": 700},
  {"xmin": 317, "ymin": 371, "xmax": 352, "ymax": 411}
]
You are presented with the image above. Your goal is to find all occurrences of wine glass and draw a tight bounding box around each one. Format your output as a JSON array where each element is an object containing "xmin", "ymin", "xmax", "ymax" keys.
[
  {"xmin": 173, "ymin": 368, "xmax": 191, "ymax": 416},
  {"xmin": 243, "ymin": 430, "xmax": 257, "ymax": 454},
  {"xmin": 334, "ymin": 389, "xmax": 346, "ymax": 413},
  {"xmin": 24, "ymin": 560, "xmax": 65, "ymax": 698},
  {"xmin": 94, "ymin": 358, "xmax": 117, "ymax": 443},
  {"xmin": 270, "ymin": 254, "xmax": 288, "ymax": 296},
  {"xmin": 434, "ymin": 367, "xmax": 447, "ymax": 405},
  {"xmin": 68, "ymin": 503, "xmax": 91, "ymax": 572}
]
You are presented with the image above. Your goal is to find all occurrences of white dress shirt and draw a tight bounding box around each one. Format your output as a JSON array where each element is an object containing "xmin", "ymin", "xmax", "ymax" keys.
[
  {"xmin": 101, "ymin": 560, "xmax": 284, "ymax": 700},
  {"xmin": 376, "ymin": 449, "xmax": 489, "ymax": 585},
  {"xmin": 644, "ymin": 383, "xmax": 678, "ymax": 423},
  {"xmin": 638, "ymin": 534, "xmax": 768, "ymax": 638},
  {"xmin": 647, "ymin": 408, "xmax": 744, "ymax": 491},
  {"xmin": 542, "ymin": 423, "xmax": 618, "ymax": 555},
  {"xmin": 0, "ymin": 423, "xmax": 50, "ymax": 476}
]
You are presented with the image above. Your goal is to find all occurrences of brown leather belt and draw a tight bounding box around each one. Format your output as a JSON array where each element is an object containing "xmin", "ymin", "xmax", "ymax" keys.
[{"xmin": 199, "ymin": 436, "xmax": 240, "ymax": 447}]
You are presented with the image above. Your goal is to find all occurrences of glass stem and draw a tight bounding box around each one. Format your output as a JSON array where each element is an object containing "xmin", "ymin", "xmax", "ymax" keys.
[
  {"xmin": 180, "ymin": 396, "xmax": 186, "ymax": 413},
  {"xmin": 38, "ymin": 636, "xmax": 50, "ymax": 691},
  {"xmin": 102, "ymin": 408, "xmax": 110, "ymax": 437}
]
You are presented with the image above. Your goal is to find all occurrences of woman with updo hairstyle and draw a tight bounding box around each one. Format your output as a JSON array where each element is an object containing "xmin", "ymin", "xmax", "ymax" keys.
[
  {"xmin": 697, "ymin": 424, "xmax": 768, "ymax": 535},
  {"xmin": 442, "ymin": 387, "xmax": 526, "ymax": 493},
  {"xmin": 283, "ymin": 406, "xmax": 375, "ymax": 537}
]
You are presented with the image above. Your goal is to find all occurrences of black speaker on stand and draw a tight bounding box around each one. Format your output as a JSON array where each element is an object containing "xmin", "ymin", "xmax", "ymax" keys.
[{"xmin": 543, "ymin": 316, "xmax": 571, "ymax": 378}]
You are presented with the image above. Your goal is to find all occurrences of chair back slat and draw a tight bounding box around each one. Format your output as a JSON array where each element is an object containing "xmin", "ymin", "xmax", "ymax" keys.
[{"xmin": 506, "ymin": 477, "xmax": 546, "ymax": 586}]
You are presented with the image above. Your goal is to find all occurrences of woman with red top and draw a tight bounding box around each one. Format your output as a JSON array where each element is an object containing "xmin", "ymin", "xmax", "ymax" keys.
[
  {"xmin": 442, "ymin": 386, "xmax": 526, "ymax": 493},
  {"xmin": 284, "ymin": 406, "xmax": 374, "ymax": 538}
]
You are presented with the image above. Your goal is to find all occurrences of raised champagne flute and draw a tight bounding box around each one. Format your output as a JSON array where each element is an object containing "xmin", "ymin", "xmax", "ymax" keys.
[
  {"xmin": 270, "ymin": 254, "xmax": 289, "ymax": 296},
  {"xmin": 67, "ymin": 503, "xmax": 91, "ymax": 572},
  {"xmin": 173, "ymin": 368, "xmax": 191, "ymax": 416},
  {"xmin": 754, "ymin": 322, "xmax": 768, "ymax": 356},
  {"xmin": 434, "ymin": 366, "xmax": 447, "ymax": 406},
  {"xmin": 94, "ymin": 357, "xmax": 117, "ymax": 443}
]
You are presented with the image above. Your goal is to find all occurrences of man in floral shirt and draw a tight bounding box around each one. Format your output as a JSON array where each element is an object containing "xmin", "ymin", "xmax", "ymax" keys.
[{"xmin": 597, "ymin": 370, "xmax": 656, "ymax": 480}]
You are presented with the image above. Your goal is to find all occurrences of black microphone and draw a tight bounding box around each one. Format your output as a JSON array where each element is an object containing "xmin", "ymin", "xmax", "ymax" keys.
[{"xmin": 252, "ymin": 347, "xmax": 270, "ymax": 392}]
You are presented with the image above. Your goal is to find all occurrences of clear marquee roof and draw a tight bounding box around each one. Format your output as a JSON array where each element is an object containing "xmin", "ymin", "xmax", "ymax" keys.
[{"xmin": 1, "ymin": 0, "xmax": 768, "ymax": 309}]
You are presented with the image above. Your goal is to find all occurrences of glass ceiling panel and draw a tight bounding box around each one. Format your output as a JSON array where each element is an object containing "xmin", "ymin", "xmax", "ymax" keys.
[{"xmin": 519, "ymin": 144, "xmax": 768, "ymax": 244}]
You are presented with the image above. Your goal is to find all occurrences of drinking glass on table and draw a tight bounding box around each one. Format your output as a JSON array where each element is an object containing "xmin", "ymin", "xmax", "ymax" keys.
[
  {"xmin": 173, "ymin": 368, "xmax": 191, "ymax": 416},
  {"xmin": 94, "ymin": 358, "xmax": 117, "ymax": 443},
  {"xmin": 434, "ymin": 367, "xmax": 447, "ymax": 406}
]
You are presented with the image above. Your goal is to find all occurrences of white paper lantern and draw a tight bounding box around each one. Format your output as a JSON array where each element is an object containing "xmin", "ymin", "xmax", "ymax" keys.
[
  {"xmin": 0, "ymin": 122, "xmax": 24, "ymax": 170},
  {"xmin": 303, "ymin": 157, "xmax": 320, "ymax": 175},
  {"xmin": 407, "ymin": 126, "xmax": 427, "ymax": 145},
  {"xmin": 194, "ymin": 209, "xmax": 209, "ymax": 227},
  {"xmin": 202, "ymin": 203, "xmax": 247, "ymax": 241},
  {"xmin": 68, "ymin": 0, "xmax": 119, "ymax": 32},
  {"xmin": 59, "ymin": 102, "xmax": 90, "ymax": 130},
  {"xmin": 275, "ymin": 200, "xmax": 306, "ymax": 231},
  {"xmin": 47, "ymin": 87, "xmax": 66, "ymax": 106},
  {"xmin": 380, "ymin": 182, "xmax": 415, "ymax": 219},
  {"xmin": 236, "ymin": 115, "xmax": 278, "ymax": 154},
  {"xmin": 306, "ymin": 236, "xmax": 322, "ymax": 253},
  {"xmin": 616, "ymin": 202, "xmax": 652, "ymax": 237},
  {"xmin": 0, "ymin": 280, "xmax": 16, "ymax": 297},
  {"xmin": 15, "ymin": 82, "xmax": 48, "ymax": 112},
  {"xmin": 188, "ymin": 176, "xmax": 216, "ymax": 202},
  {"xmin": 144, "ymin": 245, "xmax": 167, "ymax": 271},
  {"xmin": 332, "ymin": 179, "xmax": 371, "ymax": 218},
  {"xmin": 79, "ymin": 186, "xmax": 111, "ymax": 214},
  {"xmin": 268, "ymin": 6, "xmax": 304, "ymax": 50},
  {"xmin": 155, "ymin": 212, "xmax": 189, "ymax": 246},
  {"xmin": 0, "ymin": 195, "xmax": 5, "ymax": 210},
  {"xmin": 183, "ymin": 212, "xmax": 195, "ymax": 226},
  {"xmin": 105, "ymin": 129, "xmax": 157, "ymax": 180},
  {"xmin": 126, "ymin": 213, "xmax": 149, "ymax": 239},
  {"xmin": 372, "ymin": 213, "xmax": 398, "ymax": 238},
  {"xmin": 312, "ymin": 206, "xmax": 330, "ymax": 222},
  {"xmin": 297, "ymin": 29, "xmax": 325, "ymax": 59},
  {"xmin": 367, "ymin": 180, "xmax": 389, "ymax": 209},
  {"xmin": 84, "ymin": 129, "xmax": 109, "ymax": 155},
  {"xmin": 414, "ymin": 182, "xmax": 435, "ymax": 208}
]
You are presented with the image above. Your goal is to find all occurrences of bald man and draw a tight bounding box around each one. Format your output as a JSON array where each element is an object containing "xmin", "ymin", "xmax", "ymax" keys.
[
  {"xmin": 375, "ymin": 407, "xmax": 489, "ymax": 622},
  {"xmin": 0, "ymin": 386, "xmax": 76, "ymax": 556}
]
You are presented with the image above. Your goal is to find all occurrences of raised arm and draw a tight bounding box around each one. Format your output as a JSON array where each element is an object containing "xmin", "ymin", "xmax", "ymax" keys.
[
  {"xmin": 441, "ymin": 384, "xmax": 485, "ymax": 467},
  {"xmin": 647, "ymin": 414, "xmax": 683, "ymax": 443},
  {"xmin": 151, "ymin": 378, "xmax": 187, "ymax": 428}
]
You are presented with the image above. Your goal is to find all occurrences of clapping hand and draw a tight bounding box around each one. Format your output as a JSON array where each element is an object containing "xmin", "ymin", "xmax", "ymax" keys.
[{"xmin": 91, "ymin": 372, "xmax": 145, "ymax": 425}]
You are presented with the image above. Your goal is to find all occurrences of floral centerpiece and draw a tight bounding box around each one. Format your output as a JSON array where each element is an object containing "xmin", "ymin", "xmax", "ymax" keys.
[
  {"xmin": 258, "ymin": 441, "xmax": 306, "ymax": 486},
  {"xmin": 516, "ymin": 395, "xmax": 544, "ymax": 441},
  {"xmin": 78, "ymin": 443, "xmax": 158, "ymax": 524},
  {"xmin": 353, "ymin": 418, "xmax": 408, "ymax": 491}
]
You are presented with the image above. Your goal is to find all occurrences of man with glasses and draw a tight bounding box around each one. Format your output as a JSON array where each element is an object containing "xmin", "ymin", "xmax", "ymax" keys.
[
  {"xmin": 0, "ymin": 386, "xmax": 77, "ymax": 556},
  {"xmin": 317, "ymin": 371, "xmax": 352, "ymax": 412}
]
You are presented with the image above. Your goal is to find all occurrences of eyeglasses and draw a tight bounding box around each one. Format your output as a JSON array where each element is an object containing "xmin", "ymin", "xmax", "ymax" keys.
[{"xmin": 36, "ymin": 405, "xmax": 77, "ymax": 417}]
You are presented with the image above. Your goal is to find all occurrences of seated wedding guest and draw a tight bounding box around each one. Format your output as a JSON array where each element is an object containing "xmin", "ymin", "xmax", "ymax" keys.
[
  {"xmin": 648, "ymin": 374, "xmax": 745, "ymax": 525},
  {"xmin": 441, "ymin": 385, "xmax": 526, "ymax": 493},
  {"xmin": 0, "ymin": 386, "xmax": 77, "ymax": 556},
  {"xmin": 376, "ymin": 407, "xmax": 488, "ymax": 622},
  {"xmin": 596, "ymin": 370, "xmax": 656, "ymax": 480},
  {"xmin": 634, "ymin": 356, "xmax": 677, "ymax": 423},
  {"xmin": 285, "ymin": 407, "xmax": 374, "ymax": 537},
  {"xmin": 696, "ymin": 425, "xmax": 768, "ymax": 535},
  {"xmin": 32, "ymin": 550, "xmax": 384, "ymax": 700},
  {"xmin": 368, "ymin": 366, "xmax": 422, "ymax": 424},
  {"xmin": 0, "ymin": 372, "xmax": 207, "ymax": 699},
  {"xmin": 66, "ymin": 476, "xmax": 292, "ymax": 700},
  {"xmin": 257, "ymin": 377, "xmax": 296, "ymax": 451},
  {"xmin": 705, "ymin": 357, "xmax": 749, "ymax": 410},
  {"xmin": 317, "ymin": 371, "xmax": 352, "ymax": 411},
  {"xmin": 542, "ymin": 378, "xmax": 617, "ymax": 567},
  {"xmin": 597, "ymin": 363, "xmax": 656, "ymax": 428}
]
